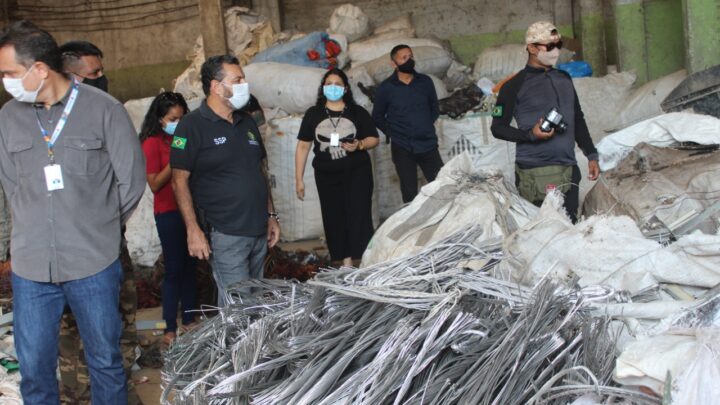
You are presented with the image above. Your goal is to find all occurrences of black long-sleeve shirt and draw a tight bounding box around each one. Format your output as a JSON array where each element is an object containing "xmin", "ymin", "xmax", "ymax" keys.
[
  {"xmin": 372, "ymin": 72, "xmax": 439, "ymax": 153},
  {"xmin": 491, "ymin": 65, "xmax": 598, "ymax": 168}
]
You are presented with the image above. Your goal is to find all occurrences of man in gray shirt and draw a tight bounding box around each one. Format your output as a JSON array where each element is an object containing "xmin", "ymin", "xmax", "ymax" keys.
[{"xmin": 0, "ymin": 21, "xmax": 145, "ymax": 404}]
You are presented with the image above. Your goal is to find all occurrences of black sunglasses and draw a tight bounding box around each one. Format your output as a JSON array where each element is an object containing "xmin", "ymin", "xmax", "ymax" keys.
[{"xmin": 534, "ymin": 41, "xmax": 563, "ymax": 51}]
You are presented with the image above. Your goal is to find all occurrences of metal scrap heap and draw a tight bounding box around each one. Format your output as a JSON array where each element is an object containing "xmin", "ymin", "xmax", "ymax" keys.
[{"xmin": 161, "ymin": 227, "xmax": 658, "ymax": 405}]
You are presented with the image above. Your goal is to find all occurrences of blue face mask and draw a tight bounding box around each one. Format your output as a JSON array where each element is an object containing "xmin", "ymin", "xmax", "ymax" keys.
[
  {"xmin": 163, "ymin": 121, "xmax": 179, "ymax": 135},
  {"xmin": 323, "ymin": 85, "xmax": 345, "ymax": 102}
]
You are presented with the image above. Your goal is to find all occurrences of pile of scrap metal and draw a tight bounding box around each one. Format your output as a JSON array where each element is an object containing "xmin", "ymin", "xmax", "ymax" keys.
[{"xmin": 161, "ymin": 226, "xmax": 658, "ymax": 405}]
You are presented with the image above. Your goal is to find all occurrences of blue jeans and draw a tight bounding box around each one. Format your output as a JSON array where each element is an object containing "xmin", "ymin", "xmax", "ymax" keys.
[
  {"xmin": 156, "ymin": 211, "xmax": 196, "ymax": 332},
  {"xmin": 12, "ymin": 260, "xmax": 127, "ymax": 405},
  {"xmin": 209, "ymin": 230, "xmax": 267, "ymax": 307}
]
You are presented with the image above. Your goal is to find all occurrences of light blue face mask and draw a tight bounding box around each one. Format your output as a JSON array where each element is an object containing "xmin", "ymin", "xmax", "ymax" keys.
[
  {"xmin": 323, "ymin": 85, "xmax": 345, "ymax": 102},
  {"xmin": 163, "ymin": 120, "xmax": 179, "ymax": 135}
]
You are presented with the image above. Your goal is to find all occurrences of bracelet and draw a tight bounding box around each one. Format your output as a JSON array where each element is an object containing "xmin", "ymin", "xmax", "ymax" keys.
[{"xmin": 269, "ymin": 212, "xmax": 280, "ymax": 223}]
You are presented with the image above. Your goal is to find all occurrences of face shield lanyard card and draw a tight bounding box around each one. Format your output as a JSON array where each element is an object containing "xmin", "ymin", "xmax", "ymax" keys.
[{"xmin": 38, "ymin": 83, "xmax": 79, "ymax": 191}]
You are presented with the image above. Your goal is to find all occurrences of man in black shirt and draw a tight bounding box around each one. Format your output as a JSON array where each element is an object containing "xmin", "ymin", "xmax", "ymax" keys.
[
  {"xmin": 170, "ymin": 55, "xmax": 280, "ymax": 307},
  {"xmin": 372, "ymin": 44, "xmax": 443, "ymax": 203},
  {"xmin": 491, "ymin": 21, "xmax": 600, "ymax": 223}
]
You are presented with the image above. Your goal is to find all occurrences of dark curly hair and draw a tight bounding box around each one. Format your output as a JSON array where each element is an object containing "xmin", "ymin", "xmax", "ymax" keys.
[{"xmin": 139, "ymin": 92, "xmax": 189, "ymax": 142}]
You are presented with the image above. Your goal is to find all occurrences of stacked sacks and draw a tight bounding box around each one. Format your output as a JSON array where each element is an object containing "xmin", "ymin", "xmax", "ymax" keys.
[
  {"xmin": 501, "ymin": 190, "xmax": 720, "ymax": 400},
  {"xmin": 327, "ymin": 3, "xmax": 370, "ymax": 42},
  {"xmin": 251, "ymin": 31, "xmax": 346, "ymax": 69},
  {"xmin": 435, "ymin": 113, "xmax": 515, "ymax": 184},
  {"xmin": 263, "ymin": 116, "xmax": 323, "ymax": 241},
  {"xmin": 174, "ymin": 6, "xmax": 275, "ymax": 101},
  {"xmin": 125, "ymin": 4, "xmax": 478, "ymax": 254},
  {"xmin": 583, "ymin": 112, "xmax": 720, "ymax": 236},
  {"xmin": 362, "ymin": 153, "xmax": 537, "ymax": 266},
  {"xmin": 123, "ymin": 97, "xmax": 161, "ymax": 267}
]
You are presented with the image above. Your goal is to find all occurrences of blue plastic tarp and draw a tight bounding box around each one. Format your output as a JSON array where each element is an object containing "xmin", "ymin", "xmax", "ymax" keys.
[{"xmin": 252, "ymin": 31, "xmax": 333, "ymax": 69}]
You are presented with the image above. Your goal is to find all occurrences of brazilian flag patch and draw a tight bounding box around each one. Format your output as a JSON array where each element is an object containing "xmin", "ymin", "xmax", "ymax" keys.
[
  {"xmin": 491, "ymin": 105, "xmax": 503, "ymax": 118},
  {"xmin": 172, "ymin": 136, "xmax": 187, "ymax": 150}
]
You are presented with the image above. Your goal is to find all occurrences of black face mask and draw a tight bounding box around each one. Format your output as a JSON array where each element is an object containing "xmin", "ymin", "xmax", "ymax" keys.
[
  {"xmin": 82, "ymin": 75, "xmax": 109, "ymax": 93},
  {"xmin": 396, "ymin": 58, "xmax": 415, "ymax": 74}
]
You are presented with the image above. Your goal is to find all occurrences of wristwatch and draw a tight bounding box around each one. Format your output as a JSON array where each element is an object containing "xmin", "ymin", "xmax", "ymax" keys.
[{"xmin": 268, "ymin": 212, "xmax": 280, "ymax": 223}]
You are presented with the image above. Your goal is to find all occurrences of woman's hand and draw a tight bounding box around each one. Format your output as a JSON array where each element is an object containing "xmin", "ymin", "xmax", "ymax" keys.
[
  {"xmin": 296, "ymin": 179, "xmax": 305, "ymax": 200},
  {"xmin": 341, "ymin": 139, "xmax": 359, "ymax": 152}
]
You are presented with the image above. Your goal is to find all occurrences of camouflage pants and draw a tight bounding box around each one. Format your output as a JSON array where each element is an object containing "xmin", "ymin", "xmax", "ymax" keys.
[{"xmin": 59, "ymin": 244, "xmax": 141, "ymax": 405}]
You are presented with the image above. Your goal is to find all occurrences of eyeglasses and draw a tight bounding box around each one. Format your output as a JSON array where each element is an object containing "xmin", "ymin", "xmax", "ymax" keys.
[{"xmin": 534, "ymin": 41, "xmax": 563, "ymax": 51}]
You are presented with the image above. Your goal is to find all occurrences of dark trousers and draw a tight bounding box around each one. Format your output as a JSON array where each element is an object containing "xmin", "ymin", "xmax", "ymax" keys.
[
  {"xmin": 516, "ymin": 165, "xmax": 582, "ymax": 223},
  {"xmin": 155, "ymin": 210, "xmax": 197, "ymax": 332},
  {"xmin": 315, "ymin": 161, "xmax": 375, "ymax": 261},
  {"xmin": 391, "ymin": 143, "xmax": 444, "ymax": 203}
]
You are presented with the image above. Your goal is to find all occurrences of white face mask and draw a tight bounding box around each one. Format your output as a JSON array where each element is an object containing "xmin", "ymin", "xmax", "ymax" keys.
[
  {"xmin": 537, "ymin": 48, "xmax": 561, "ymax": 67},
  {"xmin": 222, "ymin": 82, "xmax": 250, "ymax": 110},
  {"xmin": 2, "ymin": 65, "xmax": 44, "ymax": 103}
]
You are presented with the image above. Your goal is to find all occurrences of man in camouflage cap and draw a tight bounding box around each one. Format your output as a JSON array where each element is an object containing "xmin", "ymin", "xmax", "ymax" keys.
[{"xmin": 491, "ymin": 21, "xmax": 600, "ymax": 223}]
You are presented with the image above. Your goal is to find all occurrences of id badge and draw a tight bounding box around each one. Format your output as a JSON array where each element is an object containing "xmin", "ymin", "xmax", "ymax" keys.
[
  {"xmin": 44, "ymin": 164, "xmax": 64, "ymax": 191},
  {"xmin": 330, "ymin": 132, "xmax": 340, "ymax": 147}
]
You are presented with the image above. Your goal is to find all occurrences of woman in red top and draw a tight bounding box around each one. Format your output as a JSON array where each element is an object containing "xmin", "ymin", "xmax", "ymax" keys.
[{"xmin": 140, "ymin": 92, "xmax": 195, "ymax": 344}]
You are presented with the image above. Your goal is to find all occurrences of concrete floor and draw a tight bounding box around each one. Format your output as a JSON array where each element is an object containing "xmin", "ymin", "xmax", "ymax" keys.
[{"xmin": 134, "ymin": 307, "xmax": 165, "ymax": 405}]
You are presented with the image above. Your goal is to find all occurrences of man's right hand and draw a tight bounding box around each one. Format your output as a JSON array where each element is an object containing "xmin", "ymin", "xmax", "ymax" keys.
[
  {"xmin": 532, "ymin": 118, "xmax": 555, "ymax": 140},
  {"xmin": 187, "ymin": 225, "xmax": 211, "ymax": 260}
]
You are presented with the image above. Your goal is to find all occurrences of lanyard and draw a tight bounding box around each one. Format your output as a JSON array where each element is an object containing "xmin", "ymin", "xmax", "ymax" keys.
[
  {"xmin": 325, "ymin": 107, "xmax": 345, "ymax": 132},
  {"xmin": 35, "ymin": 82, "xmax": 80, "ymax": 163}
]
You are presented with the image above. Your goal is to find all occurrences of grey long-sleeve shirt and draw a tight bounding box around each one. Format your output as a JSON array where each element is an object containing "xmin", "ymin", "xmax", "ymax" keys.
[
  {"xmin": 0, "ymin": 82, "xmax": 146, "ymax": 282},
  {"xmin": 491, "ymin": 65, "xmax": 598, "ymax": 167}
]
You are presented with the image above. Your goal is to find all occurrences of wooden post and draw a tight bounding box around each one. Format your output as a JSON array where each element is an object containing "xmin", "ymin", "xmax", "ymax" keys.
[{"xmin": 198, "ymin": 0, "xmax": 228, "ymax": 58}]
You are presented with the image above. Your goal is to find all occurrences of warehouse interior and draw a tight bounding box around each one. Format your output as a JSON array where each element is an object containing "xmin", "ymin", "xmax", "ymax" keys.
[{"xmin": 0, "ymin": 0, "xmax": 719, "ymax": 404}]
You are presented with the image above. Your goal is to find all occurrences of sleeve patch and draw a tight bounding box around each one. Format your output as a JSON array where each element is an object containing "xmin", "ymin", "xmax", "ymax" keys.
[
  {"xmin": 491, "ymin": 105, "xmax": 503, "ymax": 118},
  {"xmin": 171, "ymin": 136, "xmax": 187, "ymax": 150}
]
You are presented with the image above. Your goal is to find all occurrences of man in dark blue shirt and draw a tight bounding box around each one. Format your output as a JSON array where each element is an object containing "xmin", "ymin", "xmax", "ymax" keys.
[{"xmin": 372, "ymin": 44, "xmax": 443, "ymax": 203}]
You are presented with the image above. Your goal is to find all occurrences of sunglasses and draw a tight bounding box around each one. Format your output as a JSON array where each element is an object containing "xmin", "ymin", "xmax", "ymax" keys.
[{"xmin": 534, "ymin": 41, "xmax": 563, "ymax": 51}]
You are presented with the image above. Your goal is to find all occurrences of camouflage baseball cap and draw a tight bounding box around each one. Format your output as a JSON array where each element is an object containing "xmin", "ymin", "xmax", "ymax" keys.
[{"xmin": 525, "ymin": 21, "xmax": 561, "ymax": 44}]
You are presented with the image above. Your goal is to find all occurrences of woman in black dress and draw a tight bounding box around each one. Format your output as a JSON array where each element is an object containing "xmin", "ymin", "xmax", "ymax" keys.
[{"xmin": 295, "ymin": 68, "xmax": 379, "ymax": 267}]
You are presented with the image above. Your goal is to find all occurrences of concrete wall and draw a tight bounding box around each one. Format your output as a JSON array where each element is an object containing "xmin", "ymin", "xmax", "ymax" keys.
[
  {"xmin": 645, "ymin": 0, "xmax": 685, "ymax": 79},
  {"xmin": 612, "ymin": 0, "xmax": 687, "ymax": 85}
]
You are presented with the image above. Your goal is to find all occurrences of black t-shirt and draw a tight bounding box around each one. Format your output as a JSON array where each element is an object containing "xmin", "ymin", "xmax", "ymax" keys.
[
  {"xmin": 170, "ymin": 100, "xmax": 268, "ymax": 237},
  {"xmin": 297, "ymin": 104, "xmax": 378, "ymax": 171}
]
